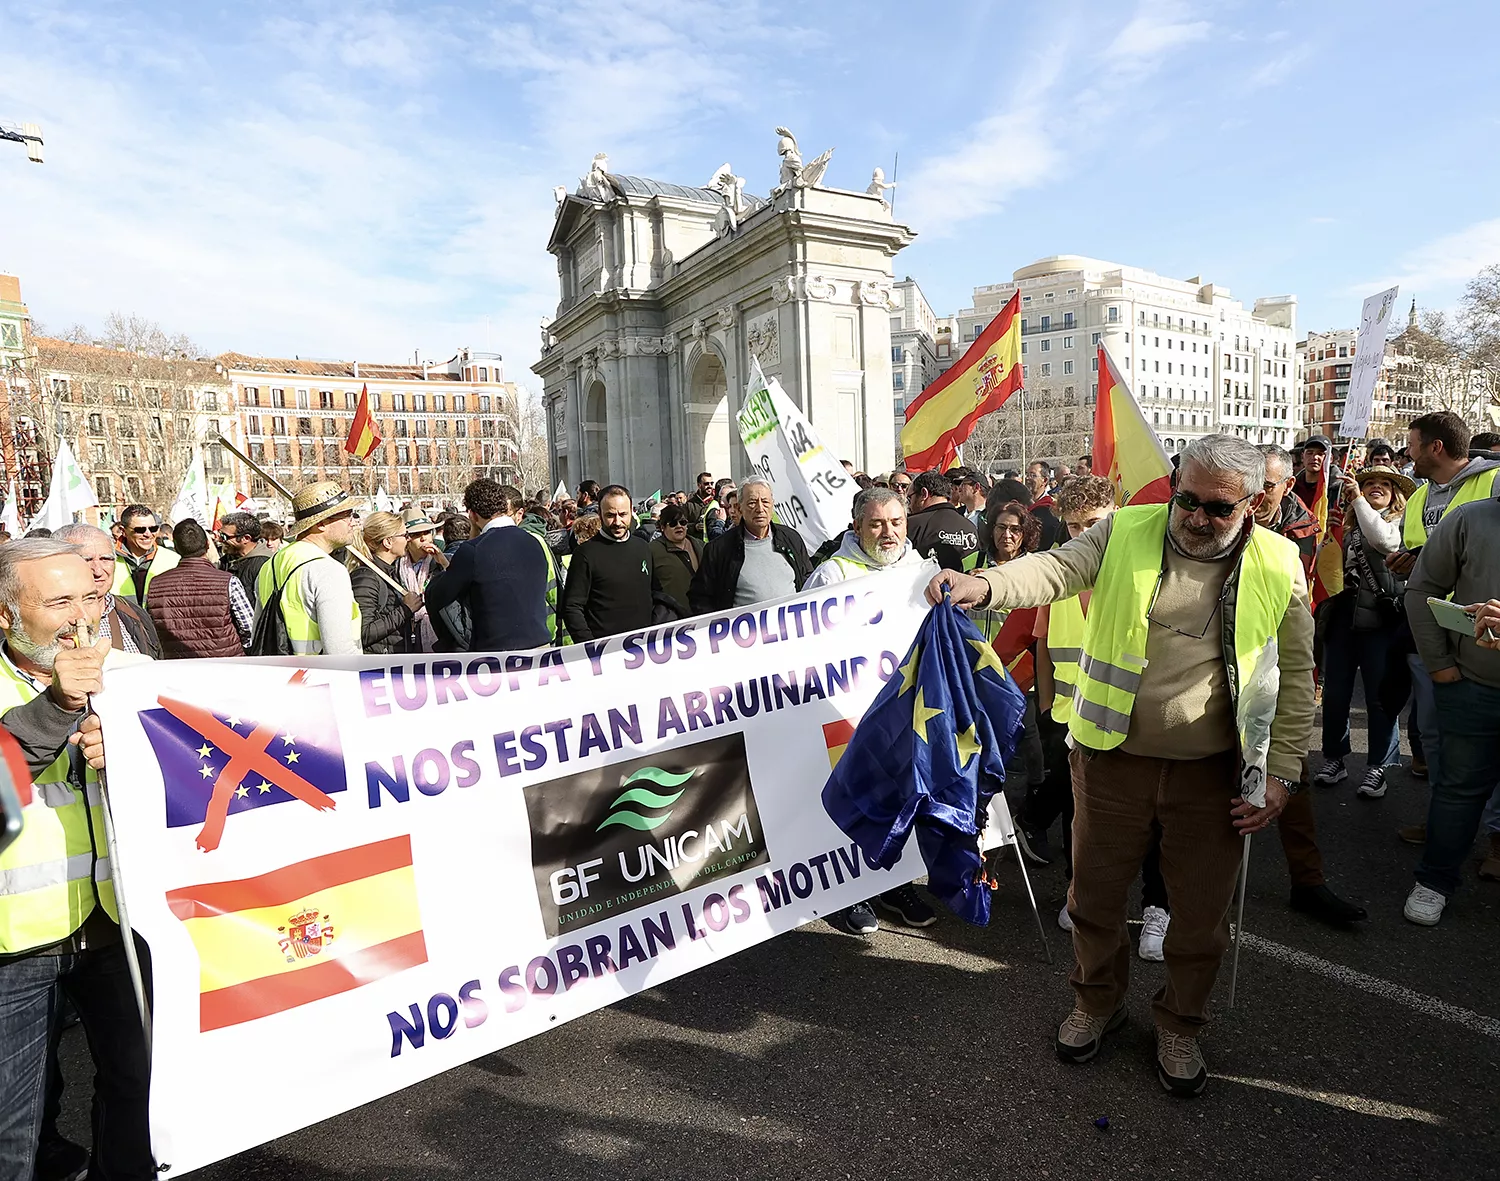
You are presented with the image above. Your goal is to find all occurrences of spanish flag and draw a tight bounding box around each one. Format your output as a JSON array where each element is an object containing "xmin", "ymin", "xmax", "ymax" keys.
[
  {"xmin": 901, "ymin": 290, "xmax": 1022, "ymax": 472},
  {"xmin": 344, "ymin": 383, "xmax": 381, "ymax": 460},
  {"xmin": 823, "ymin": 718, "xmax": 856, "ymax": 770},
  {"xmin": 1092, "ymin": 345, "xmax": 1172, "ymax": 505},
  {"xmin": 1307, "ymin": 456, "xmax": 1344, "ymax": 606},
  {"xmin": 166, "ymin": 835, "xmax": 427, "ymax": 1032}
]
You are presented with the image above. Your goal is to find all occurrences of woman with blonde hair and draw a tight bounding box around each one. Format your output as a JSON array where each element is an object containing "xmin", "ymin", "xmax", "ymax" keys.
[
  {"xmin": 348, "ymin": 510, "xmax": 423, "ymax": 654},
  {"xmin": 1313, "ymin": 465, "xmax": 1414, "ymax": 798}
]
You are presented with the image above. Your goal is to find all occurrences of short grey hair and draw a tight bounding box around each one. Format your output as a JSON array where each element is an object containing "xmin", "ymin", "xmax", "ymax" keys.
[
  {"xmin": 853, "ymin": 486, "xmax": 905, "ymax": 523},
  {"xmin": 739, "ymin": 479, "xmax": 774, "ymax": 502},
  {"xmin": 53, "ymin": 523, "xmax": 112, "ymax": 548},
  {"xmin": 1257, "ymin": 443, "xmax": 1294, "ymax": 482},
  {"xmin": 0, "ymin": 538, "xmax": 84, "ymax": 611},
  {"xmin": 1181, "ymin": 434, "xmax": 1266, "ymax": 497}
]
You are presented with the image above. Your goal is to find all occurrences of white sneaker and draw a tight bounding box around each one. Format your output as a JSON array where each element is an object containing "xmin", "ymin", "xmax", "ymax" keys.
[
  {"xmin": 1057, "ymin": 903, "xmax": 1075, "ymax": 932},
  {"xmin": 1138, "ymin": 905, "xmax": 1170, "ymax": 961},
  {"xmin": 1356, "ymin": 766, "xmax": 1388, "ymax": 799},
  {"xmin": 1403, "ymin": 885, "xmax": 1447, "ymax": 926}
]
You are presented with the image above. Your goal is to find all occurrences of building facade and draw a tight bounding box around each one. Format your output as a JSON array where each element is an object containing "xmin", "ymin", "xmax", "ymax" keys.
[
  {"xmin": 534, "ymin": 143, "xmax": 914, "ymax": 495},
  {"xmin": 220, "ymin": 350, "xmax": 520, "ymax": 505},
  {"xmin": 888, "ymin": 277, "xmax": 942, "ymax": 451},
  {"xmin": 933, "ymin": 256, "xmax": 1297, "ymax": 469}
]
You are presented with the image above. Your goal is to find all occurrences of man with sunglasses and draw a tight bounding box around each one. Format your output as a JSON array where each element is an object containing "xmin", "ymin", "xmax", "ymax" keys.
[
  {"xmin": 111, "ymin": 504, "xmax": 179, "ymax": 608},
  {"xmin": 930, "ymin": 434, "xmax": 1314, "ymax": 1098}
]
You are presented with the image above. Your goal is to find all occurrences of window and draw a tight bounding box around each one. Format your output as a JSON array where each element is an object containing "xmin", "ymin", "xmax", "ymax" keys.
[
  {"xmin": 392, "ymin": 393, "xmax": 407, "ymax": 412},
  {"xmin": 1040, "ymin": 315, "xmax": 1051, "ymax": 330},
  {"xmin": 247, "ymin": 415, "xmax": 260, "ymax": 435},
  {"xmin": 454, "ymin": 395, "xmax": 465, "ymax": 413},
  {"xmin": 479, "ymin": 395, "xmax": 492, "ymax": 413},
  {"xmin": 1091, "ymin": 357, "xmax": 1099, "ymax": 371},
  {"xmin": 275, "ymin": 443, "xmax": 291, "ymax": 464},
  {"xmin": 95, "ymin": 476, "xmax": 112, "ymax": 502},
  {"xmin": 1063, "ymin": 335, "xmax": 1074, "ymax": 349},
  {"xmin": 456, "ymin": 420, "xmax": 468, "ymax": 437},
  {"xmin": 370, "ymin": 392, "xmax": 381, "ymax": 411},
  {"xmin": 1021, "ymin": 342, "xmax": 1028, "ymax": 355},
  {"xmin": 1040, "ymin": 339, "xmax": 1051, "ymax": 352},
  {"xmin": 1108, "ymin": 306, "xmax": 1119, "ymax": 323},
  {"xmin": 434, "ymin": 419, "xmax": 448, "ymax": 436},
  {"xmin": 297, "ymin": 417, "xmax": 312, "ymax": 436},
  {"xmin": 1063, "ymin": 312, "xmax": 1075, "ymax": 329},
  {"xmin": 1062, "ymin": 360, "xmax": 1074, "ymax": 375},
  {"xmin": 272, "ymin": 388, "xmax": 287, "ymax": 408},
  {"xmin": 319, "ymin": 390, "xmax": 334, "ymax": 409},
  {"xmin": 296, "ymin": 389, "xmax": 309, "ymax": 409},
  {"xmin": 345, "ymin": 391, "xmax": 358, "ymax": 409},
  {"xmin": 478, "ymin": 367, "xmax": 489, "ymax": 382},
  {"xmin": 1092, "ymin": 332, "xmax": 1101, "ymax": 345},
  {"xmin": 323, "ymin": 442, "xmax": 339, "ymax": 464},
  {"xmin": 323, "ymin": 418, "xmax": 336, "ymax": 436},
  {"xmin": 415, "ymin": 419, "xmax": 428, "ymax": 437},
  {"xmin": 893, "ymin": 372, "xmax": 905, "ymax": 390},
  {"xmin": 115, "ymin": 384, "xmax": 132, "ymax": 405},
  {"xmin": 396, "ymin": 443, "xmax": 411, "ymax": 465},
  {"xmin": 1153, "ymin": 313, "xmax": 1160, "ymax": 326},
  {"xmin": 273, "ymin": 416, "xmax": 286, "ymax": 435},
  {"xmin": 92, "ymin": 443, "xmax": 107, "ymax": 466},
  {"xmin": 414, "ymin": 394, "xmax": 427, "ymax": 413},
  {"xmin": 1022, "ymin": 365, "xmax": 1029, "ymax": 379},
  {"xmin": 435, "ymin": 394, "xmax": 447, "ymax": 412},
  {"xmin": 87, "ymin": 413, "xmax": 104, "ymax": 435},
  {"xmin": 417, "ymin": 445, "xmax": 430, "ymax": 465},
  {"xmin": 396, "ymin": 420, "xmax": 408, "ymax": 437},
  {"xmin": 1044, "ymin": 291, "xmax": 1054, "ymax": 301},
  {"xmin": 203, "ymin": 390, "xmax": 219, "ymax": 411},
  {"xmin": 1039, "ymin": 363, "xmax": 1051, "ymax": 376},
  {"xmin": 891, "ymin": 346, "xmax": 904, "ymax": 364}
]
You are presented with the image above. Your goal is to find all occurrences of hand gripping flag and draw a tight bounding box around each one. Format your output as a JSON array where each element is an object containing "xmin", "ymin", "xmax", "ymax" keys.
[
  {"xmin": 821, "ymin": 599, "xmax": 1026, "ymax": 924},
  {"xmin": 901, "ymin": 291, "xmax": 1022, "ymax": 473},
  {"xmin": 1093, "ymin": 345, "xmax": 1172, "ymax": 505},
  {"xmin": 344, "ymin": 383, "xmax": 381, "ymax": 460},
  {"xmin": 165, "ymin": 835, "xmax": 428, "ymax": 1031}
]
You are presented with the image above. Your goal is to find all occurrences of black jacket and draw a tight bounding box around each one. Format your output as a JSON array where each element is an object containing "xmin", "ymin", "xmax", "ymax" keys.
[
  {"xmin": 907, "ymin": 502, "xmax": 980, "ymax": 572},
  {"xmin": 689, "ymin": 523, "xmax": 811, "ymax": 615},
  {"xmin": 649, "ymin": 536, "xmax": 703, "ymax": 618},
  {"xmin": 559, "ymin": 531, "xmax": 655, "ymax": 642},
  {"xmin": 351, "ymin": 555, "xmax": 415, "ymax": 655},
  {"xmin": 222, "ymin": 546, "xmax": 272, "ymax": 607},
  {"xmin": 425, "ymin": 524, "xmax": 550, "ymax": 653}
]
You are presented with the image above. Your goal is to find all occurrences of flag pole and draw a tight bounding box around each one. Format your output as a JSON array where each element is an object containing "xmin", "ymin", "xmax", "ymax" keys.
[
  {"xmin": 1228, "ymin": 832, "xmax": 1252, "ymax": 1008},
  {"xmin": 209, "ymin": 433, "xmax": 408, "ymax": 596}
]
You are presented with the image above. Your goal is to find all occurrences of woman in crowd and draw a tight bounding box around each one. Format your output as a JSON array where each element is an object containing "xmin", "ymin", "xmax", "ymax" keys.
[
  {"xmin": 1314, "ymin": 464, "xmax": 1412, "ymax": 798},
  {"xmin": 348, "ymin": 511, "xmax": 422, "ymax": 655},
  {"xmin": 649, "ymin": 502, "xmax": 703, "ymax": 619}
]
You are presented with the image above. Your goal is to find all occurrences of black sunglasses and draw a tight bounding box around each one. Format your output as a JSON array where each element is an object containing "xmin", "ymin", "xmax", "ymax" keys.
[
  {"xmin": 129, "ymin": 525, "xmax": 157, "ymax": 534},
  {"xmin": 1170, "ymin": 489, "xmax": 1253, "ymax": 520}
]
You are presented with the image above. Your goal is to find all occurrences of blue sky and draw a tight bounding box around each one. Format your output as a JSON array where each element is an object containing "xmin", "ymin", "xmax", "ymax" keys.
[{"xmin": 2, "ymin": 0, "xmax": 1497, "ymax": 392}]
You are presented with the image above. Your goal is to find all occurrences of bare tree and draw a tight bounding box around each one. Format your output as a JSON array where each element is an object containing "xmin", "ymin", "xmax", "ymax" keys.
[
  {"xmin": 515, "ymin": 387, "xmax": 551, "ymax": 496},
  {"xmin": 1457, "ymin": 263, "xmax": 1500, "ymax": 372}
]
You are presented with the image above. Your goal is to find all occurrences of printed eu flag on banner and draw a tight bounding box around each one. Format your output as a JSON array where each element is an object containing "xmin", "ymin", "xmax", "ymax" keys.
[
  {"xmin": 140, "ymin": 681, "xmax": 347, "ymax": 853},
  {"xmin": 821, "ymin": 599, "xmax": 1025, "ymax": 924}
]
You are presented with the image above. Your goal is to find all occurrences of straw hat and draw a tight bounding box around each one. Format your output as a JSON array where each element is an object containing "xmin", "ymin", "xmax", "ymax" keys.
[
  {"xmin": 1354, "ymin": 464, "xmax": 1416, "ymax": 499},
  {"xmin": 290, "ymin": 481, "xmax": 354, "ymax": 537}
]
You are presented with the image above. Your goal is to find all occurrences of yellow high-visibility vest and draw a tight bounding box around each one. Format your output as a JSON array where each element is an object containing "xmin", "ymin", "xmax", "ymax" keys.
[
  {"xmin": 1046, "ymin": 595, "xmax": 1086, "ymax": 725},
  {"xmin": 112, "ymin": 547, "xmax": 179, "ymax": 600},
  {"xmin": 255, "ymin": 540, "xmax": 362, "ymax": 656},
  {"xmin": 1402, "ymin": 470, "xmax": 1499, "ymax": 549}
]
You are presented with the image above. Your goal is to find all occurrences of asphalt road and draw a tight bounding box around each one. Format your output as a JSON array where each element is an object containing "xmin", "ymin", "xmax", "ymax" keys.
[{"xmin": 59, "ymin": 719, "xmax": 1500, "ymax": 1180}]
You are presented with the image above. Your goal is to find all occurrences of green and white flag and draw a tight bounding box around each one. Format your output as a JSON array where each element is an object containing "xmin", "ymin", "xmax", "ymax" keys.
[
  {"xmin": 374, "ymin": 486, "xmax": 398, "ymax": 513},
  {"xmin": 736, "ymin": 358, "xmax": 852, "ymax": 549},
  {"xmin": 169, "ymin": 450, "xmax": 210, "ymax": 525},
  {"xmin": 35, "ymin": 439, "xmax": 98, "ymax": 530}
]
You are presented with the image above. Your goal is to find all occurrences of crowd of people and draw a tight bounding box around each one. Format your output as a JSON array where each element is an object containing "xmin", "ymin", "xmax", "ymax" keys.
[{"xmin": 2, "ymin": 416, "xmax": 1498, "ymax": 1175}]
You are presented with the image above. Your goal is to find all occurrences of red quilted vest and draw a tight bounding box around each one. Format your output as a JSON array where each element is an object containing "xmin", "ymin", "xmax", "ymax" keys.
[{"xmin": 145, "ymin": 557, "xmax": 243, "ymax": 659}]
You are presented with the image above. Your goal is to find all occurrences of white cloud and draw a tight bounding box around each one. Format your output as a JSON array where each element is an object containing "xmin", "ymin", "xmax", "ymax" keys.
[
  {"xmin": 1101, "ymin": 0, "xmax": 1211, "ymax": 76},
  {"xmin": 1248, "ymin": 45, "xmax": 1311, "ymax": 89},
  {"xmin": 1358, "ymin": 217, "xmax": 1500, "ymax": 296}
]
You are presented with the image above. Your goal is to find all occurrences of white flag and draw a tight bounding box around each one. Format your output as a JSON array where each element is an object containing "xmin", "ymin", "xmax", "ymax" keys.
[
  {"xmin": 553, "ymin": 479, "xmax": 568, "ymax": 503},
  {"xmin": 374, "ymin": 486, "xmax": 398, "ymax": 513},
  {"xmin": 736, "ymin": 358, "xmax": 854, "ymax": 550},
  {"xmin": 35, "ymin": 440, "xmax": 98, "ymax": 530},
  {"xmin": 0, "ymin": 479, "xmax": 21, "ymax": 536},
  {"xmin": 170, "ymin": 451, "xmax": 210, "ymax": 525}
]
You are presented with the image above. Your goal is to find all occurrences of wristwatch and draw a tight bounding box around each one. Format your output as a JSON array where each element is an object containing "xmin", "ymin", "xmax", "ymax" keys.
[{"xmin": 1269, "ymin": 773, "xmax": 1301, "ymax": 796}]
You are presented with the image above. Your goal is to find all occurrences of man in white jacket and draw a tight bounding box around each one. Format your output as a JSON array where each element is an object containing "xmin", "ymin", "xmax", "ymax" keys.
[{"xmin": 806, "ymin": 486, "xmax": 938, "ymax": 934}]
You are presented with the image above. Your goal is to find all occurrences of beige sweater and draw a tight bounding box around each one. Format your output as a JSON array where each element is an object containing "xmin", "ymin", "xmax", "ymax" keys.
[{"xmin": 976, "ymin": 516, "xmax": 1314, "ymax": 782}]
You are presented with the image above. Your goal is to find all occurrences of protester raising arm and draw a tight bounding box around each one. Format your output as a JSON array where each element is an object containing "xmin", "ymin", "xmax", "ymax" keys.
[{"xmin": 928, "ymin": 517, "xmax": 1110, "ymax": 608}]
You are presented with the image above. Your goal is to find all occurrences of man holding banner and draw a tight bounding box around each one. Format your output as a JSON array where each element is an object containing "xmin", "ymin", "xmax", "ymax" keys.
[{"xmin": 929, "ymin": 435, "xmax": 1314, "ymax": 1097}]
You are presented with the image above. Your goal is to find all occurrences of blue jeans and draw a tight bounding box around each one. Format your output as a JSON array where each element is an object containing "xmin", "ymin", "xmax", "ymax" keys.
[
  {"xmin": 0, "ymin": 939, "xmax": 154, "ymax": 1181},
  {"xmin": 1406, "ymin": 654, "xmax": 1442, "ymax": 786},
  {"xmin": 1416, "ymin": 679, "xmax": 1500, "ymax": 897},
  {"xmin": 1320, "ymin": 611, "xmax": 1401, "ymax": 767}
]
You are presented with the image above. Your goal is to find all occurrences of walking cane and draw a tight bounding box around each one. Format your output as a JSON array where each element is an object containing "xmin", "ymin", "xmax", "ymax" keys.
[
  {"xmin": 1228, "ymin": 831, "xmax": 1252, "ymax": 1009},
  {"xmin": 210, "ymin": 433, "xmax": 410, "ymax": 598}
]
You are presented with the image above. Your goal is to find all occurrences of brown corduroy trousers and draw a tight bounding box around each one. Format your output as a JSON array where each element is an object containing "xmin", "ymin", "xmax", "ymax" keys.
[{"xmin": 1065, "ymin": 745, "xmax": 1243, "ymax": 1036}]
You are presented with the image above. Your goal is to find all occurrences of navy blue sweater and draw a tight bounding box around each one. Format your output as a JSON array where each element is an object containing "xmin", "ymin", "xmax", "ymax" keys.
[{"xmin": 423, "ymin": 524, "xmax": 550, "ymax": 652}]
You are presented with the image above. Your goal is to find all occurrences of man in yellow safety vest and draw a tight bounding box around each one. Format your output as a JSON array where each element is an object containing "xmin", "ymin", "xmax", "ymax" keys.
[
  {"xmin": 254, "ymin": 481, "xmax": 362, "ymax": 656},
  {"xmin": 0, "ymin": 538, "xmax": 154, "ymax": 1178},
  {"xmin": 931, "ymin": 434, "xmax": 1315, "ymax": 1098},
  {"xmin": 112, "ymin": 503, "xmax": 179, "ymax": 607}
]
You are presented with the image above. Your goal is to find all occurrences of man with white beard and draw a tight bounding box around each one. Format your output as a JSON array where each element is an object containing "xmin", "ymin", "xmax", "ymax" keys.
[{"xmin": 805, "ymin": 486, "xmax": 939, "ymax": 935}]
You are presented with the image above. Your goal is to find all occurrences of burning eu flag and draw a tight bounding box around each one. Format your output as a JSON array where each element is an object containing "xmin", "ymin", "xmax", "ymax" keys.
[{"xmin": 821, "ymin": 599, "xmax": 1025, "ymax": 924}]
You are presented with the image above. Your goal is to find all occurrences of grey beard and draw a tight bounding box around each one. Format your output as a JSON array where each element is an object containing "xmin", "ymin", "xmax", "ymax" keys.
[
  {"xmin": 1167, "ymin": 518, "xmax": 1238, "ymax": 561},
  {"xmin": 863, "ymin": 542, "xmax": 903, "ymax": 568},
  {"xmin": 8, "ymin": 617, "xmax": 63, "ymax": 671}
]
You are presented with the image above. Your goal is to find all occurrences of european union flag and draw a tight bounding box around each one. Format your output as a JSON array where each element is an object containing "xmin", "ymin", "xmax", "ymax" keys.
[
  {"xmin": 821, "ymin": 599, "xmax": 1026, "ymax": 924},
  {"xmin": 140, "ymin": 679, "xmax": 346, "ymax": 853}
]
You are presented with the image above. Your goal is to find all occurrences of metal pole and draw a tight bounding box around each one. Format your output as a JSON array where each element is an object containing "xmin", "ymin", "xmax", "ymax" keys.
[
  {"xmin": 210, "ymin": 433, "xmax": 408, "ymax": 596},
  {"xmin": 1228, "ymin": 832, "xmax": 1252, "ymax": 1008},
  {"xmin": 99, "ymin": 769, "xmax": 151, "ymax": 1055},
  {"xmin": 889, "ymin": 152, "xmax": 898, "ymax": 218}
]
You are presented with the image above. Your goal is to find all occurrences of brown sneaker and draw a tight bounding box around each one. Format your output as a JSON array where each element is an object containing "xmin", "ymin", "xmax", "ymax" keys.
[
  {"xmin": 1480, "ymin": 833, "xmax": 1500, "ymax": 882},
  {"xmin": 1055, "ymin": 1005, "xmax": 1126, "ymax": 1064},
  {"xmin": 1397, "ymin": 824, "xmax": 1427, "ymax": 846},
  {"xmin": 1157, "ymin": 1028, "xmax": 1208, "ymax": 1096},
  {"xmin": 1410, "ymin": 757, "xmax": 1428, "ymax": 779}
]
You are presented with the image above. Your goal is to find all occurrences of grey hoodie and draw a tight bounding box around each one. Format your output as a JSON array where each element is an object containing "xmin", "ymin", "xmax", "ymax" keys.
[
  {"xmin": 1405, "ymin": 493, "xmax": 1500, "ymax": 689},
  {"xmin": 1416, "ymin": 454, "xmax": 1500, "ymax": 538}
]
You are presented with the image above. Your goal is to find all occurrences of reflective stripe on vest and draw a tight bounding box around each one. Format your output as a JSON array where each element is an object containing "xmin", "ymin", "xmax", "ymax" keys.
[
  {"xmin": 1046, "ymin": 595, "xmax": 1085, "ymax": 725},
  {"xmin": 1402, "ymin": 469, "xmax": 1499, "ymax": 549},
  {"xmin": 256, "ymin": 540, "xmax": 362, "ymax": 655},
  {"xmin": 0, "ymin": 658, "xmax": 116, "ymax": 954},
  {"xmin": 1067, "ymin": 504, "xmax": 1299, "ymax": 752},
  {"xmin": 112, "ymin": 546, "xmax": 180, "ymax": 599}
]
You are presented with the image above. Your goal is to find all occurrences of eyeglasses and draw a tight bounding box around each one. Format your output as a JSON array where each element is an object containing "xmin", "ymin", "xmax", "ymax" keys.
[
  {"xmin": 891, "ymin": 482, "xmax": 911, "ymax": 491},
  {"xmin": 1169, "ymin": 490, "xmax": 1253, "ymax": 520},
  {"xmin": 129, "ymin": 525, "xmax": 156, "ymax": 535},
  {"xmin": 995, "ymin": 523, "xmax": 1025, "ymax": 535}
]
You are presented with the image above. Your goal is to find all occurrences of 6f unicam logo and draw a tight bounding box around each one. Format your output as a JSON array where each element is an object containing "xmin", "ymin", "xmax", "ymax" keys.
[{"xmin": 523, "ymin": 733, "xmax": 768, "ymax": 937}]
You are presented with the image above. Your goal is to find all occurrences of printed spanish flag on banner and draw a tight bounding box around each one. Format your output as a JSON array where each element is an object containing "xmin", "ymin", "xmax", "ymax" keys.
[
  {"xmin": 166, "ymin": 835, "xmax": 427, "ymax": 1032},
  {"xmin": 343, "ymin": 383, "xmax": 381, "ymax": 460},
  {"xmin": 823, "ymin": 718, "xmax": 856, "ymax": 770},
  {"xmin": 901, "ymin": 291, "xmax": 1022, "ymax": 472},
  {"xmin": 1092, "ymin": 345, "xmax": 1173, "ymax": 505}
]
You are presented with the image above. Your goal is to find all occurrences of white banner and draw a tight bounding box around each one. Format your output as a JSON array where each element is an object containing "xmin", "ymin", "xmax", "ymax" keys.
[
  {"xmin": 737, "ymin": 358, "xmax": 855, "ymax": 550},
  {"xmin": 1340, "ymin": 285, "xmax": 1399, "ymax": 439},
  {"xmin": 94, "ymin": 565, "xmax": 936, "ymax": 1176},
  {"xmin": 169, "ymin": 451, "xmax": 209, "ymax": 526}
]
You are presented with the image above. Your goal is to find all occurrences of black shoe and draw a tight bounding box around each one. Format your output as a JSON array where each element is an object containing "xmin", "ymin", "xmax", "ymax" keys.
[
  {"xmin": 1289, "ymin": 883, "xmax": 1368, "ymax": 925},
  {"xmin": 35, "ymin": 1137, "xmax": 89, "ymax": 1181},
  {"xmin": 1015, "ymin": 822, "xmax": 1053, "ymax": 866},
  {"xmin": 829, "ymin": 901, "xmax": 879, "ymax": 935},
  {"xmin": 876, "ymin": 884, "xmax": 938, "ymax": 928}
]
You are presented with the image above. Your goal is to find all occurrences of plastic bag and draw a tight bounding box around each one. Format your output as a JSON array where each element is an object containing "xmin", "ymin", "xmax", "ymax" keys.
[{"xmin": 1236, "ymin": 638, "xmax": 1279, "ymax": 808}]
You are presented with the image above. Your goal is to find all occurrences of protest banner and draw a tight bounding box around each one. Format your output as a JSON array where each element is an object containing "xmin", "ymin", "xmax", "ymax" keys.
[
  {"xmin": 1339, "ymin": 284, "xmax": 1399, "ymax": 439},
  {"xmin": 736, "ymin": 358, "xmax": 854, "ymax": 550},
  {"xmin": 94, "ymin": 562, "xmax": 939, "ymax": 1175}
]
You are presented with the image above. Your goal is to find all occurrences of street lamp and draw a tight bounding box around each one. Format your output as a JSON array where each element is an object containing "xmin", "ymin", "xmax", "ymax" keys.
[{"xmin": 0, "ymin": 122, "xmax": 43, "ymax": 163}]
